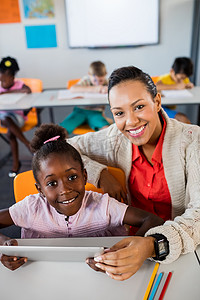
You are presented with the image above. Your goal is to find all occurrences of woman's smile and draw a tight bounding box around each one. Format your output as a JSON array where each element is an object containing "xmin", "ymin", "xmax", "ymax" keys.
[{"xmin": 127, "ymin": 124, "xmax": 147, "ymax": 138}]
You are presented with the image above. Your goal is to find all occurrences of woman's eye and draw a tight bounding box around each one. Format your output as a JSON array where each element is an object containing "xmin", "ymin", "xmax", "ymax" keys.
[
  {"xmin": 114, "ymin": 111, "xmax": 123, "ymax": 117},
  {"xmin": 135, "ymin": 105, "xmax": 144, "ymax": 110},
  {"xmin": 68, "ymin": 175, "xmax": 77, "ymax": 181}
]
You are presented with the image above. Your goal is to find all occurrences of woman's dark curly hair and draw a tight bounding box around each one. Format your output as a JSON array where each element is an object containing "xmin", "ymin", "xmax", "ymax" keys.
[
  {"xmin": 108, "ymin": 66, "xmax": 157, "ymax": 101},
  {"xmin": 31, "ymin": 124, "xmax": 84, "ymax": 182}
]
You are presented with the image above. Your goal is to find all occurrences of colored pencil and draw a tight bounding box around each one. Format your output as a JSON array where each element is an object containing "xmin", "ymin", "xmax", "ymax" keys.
[
  {"xmin": 158, "ymin": 272, "xmax": 172, "ymax": 300},
  {"xmin": 148, "ymin": 272, "xmax": 163, "ymax": 300},
  {"xmin": 143, "ymin": 262, "xmax": 159, "ymax": 300}
]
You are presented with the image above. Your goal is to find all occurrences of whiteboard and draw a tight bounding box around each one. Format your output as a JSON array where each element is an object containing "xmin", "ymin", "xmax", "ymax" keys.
[{"xmin": 65, "ymin": 0, "xmax": 159, "ymax": 48}]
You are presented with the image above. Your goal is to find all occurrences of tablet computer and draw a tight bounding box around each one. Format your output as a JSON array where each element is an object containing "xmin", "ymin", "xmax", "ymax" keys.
[
  {"xmin": 0, "ymin": 237, "xmax": 126, "ymax": 262},
  {"xmin": 0, "ymin": 245, "xmax": 104, "ymax": 262}
]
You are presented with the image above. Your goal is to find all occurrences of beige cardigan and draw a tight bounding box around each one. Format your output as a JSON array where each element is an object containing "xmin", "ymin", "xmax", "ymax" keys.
[{"xmin": 68, "ymin": 109, "xmax": 200, "ymax": 263}]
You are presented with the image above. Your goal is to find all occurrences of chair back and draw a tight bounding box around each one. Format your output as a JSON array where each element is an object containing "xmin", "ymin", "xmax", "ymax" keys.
[
  {"xmin": 67, "ymin": 79, "xmax": 80, "ymax": 89},
  {"xmin": 14, "ymin": 170, "xmax": 38, "ymax": 202},
  {"xmin": 151, "ymin": 76, "xmax": 159, "ymax": 84},
  {"xmin": 14, "ymin": 167, "xmax": 126, "ymax": 203},
  {"xmin": 73, "ymin": 124, "xmax": 95, "ymax": 135},
  {"xmin": 18, "ymin": 78, "xmax": 43, "ymax": 93}
]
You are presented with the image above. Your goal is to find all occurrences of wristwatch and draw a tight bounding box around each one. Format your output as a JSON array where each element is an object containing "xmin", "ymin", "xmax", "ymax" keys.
[{"xmin": 150, "ymin": 234, "xmax": 169, "ymax": 261}]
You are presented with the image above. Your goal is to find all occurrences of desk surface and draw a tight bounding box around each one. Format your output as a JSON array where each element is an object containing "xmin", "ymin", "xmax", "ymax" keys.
[
  {"xmin": 161, "ymin": 87, "xmax": 200, "ymax": 105},
  {"xmin": 0, "ymin": 238, "xmax": 199, "ymax": 300},
  {"xmin": 1, "ymin": 87, "xmax": 200, "ymax": 111},
  {"xmin": 33, "ymin": 87, "xmax": 200, "ymax": 108},
  {"xmin": 33, "ymin": 90, "xmax": 109, "ymax": 108},
  {"xmin": 0, "ymin": 93, "xmax": 39, "ymax": 110}
]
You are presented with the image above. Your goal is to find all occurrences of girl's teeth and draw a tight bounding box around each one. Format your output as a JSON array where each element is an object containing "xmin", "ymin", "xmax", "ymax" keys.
[{"xmin": 62, "ymin": 198, "xmax": 75, "ymax": 204}]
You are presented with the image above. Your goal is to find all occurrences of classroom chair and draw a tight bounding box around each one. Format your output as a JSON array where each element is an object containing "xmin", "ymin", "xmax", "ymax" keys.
[
  {"xmin": 151, "ymin": 76, "xmax": 159, "ymax": 84},
  {"xmin": 67, "ymin": 79, "xmax": 80, "ymax": 89},
  {"xmin": 67, "ymin": 79, "xmax": 113, "ymax": 135},
  {"xmin": 14, "ymin": 167, "xmax": 126, "ymax": 203}
]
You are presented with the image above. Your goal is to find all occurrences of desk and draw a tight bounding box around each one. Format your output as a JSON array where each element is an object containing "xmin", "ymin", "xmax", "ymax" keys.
[
  {"xmin": 33, "ymin": 87, "xmax": 200, "ymax": 124},
  {"xmin": 161, "ymin": 86, "xmax": 200, "ymax": 105},
  {"xmin": 1, "ymin": 88, "xmax": 200, "ymax": 110},
  {"xmin": 0, "ymin": 238, "xmax": 199, "ymax": 300},
  {"xmin": 0, "ymin": 93, "xmax": 40, "ymax": 111},
  {"xmin": 1, "ymin": 88, "xmax": 200, "ymax": 124}
]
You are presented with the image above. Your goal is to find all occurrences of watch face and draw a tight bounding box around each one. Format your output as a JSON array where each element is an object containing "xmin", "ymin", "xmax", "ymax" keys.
[{"xmin": 158, "ymin": 240, "xmax": 167, "ymax": 256}]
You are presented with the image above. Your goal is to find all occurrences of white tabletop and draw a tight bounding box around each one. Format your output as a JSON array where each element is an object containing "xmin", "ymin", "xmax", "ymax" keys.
[
  {"xmin": 1, "ymin": 87, "xmax": 200, "ymax": 111},
  {"xmin": 0, "ymin": 237, "xmax": 199, "ymax": 300},
  {"xmin": 32, "ymin": 87, "xmax": 200, "ymax": 108},
  {"xmin": 161, "ymin": 87, "xmax": 200, "ymax": 105},
  {"xmin": 0, "ymin": 93, "xmax": 40, "ymax": 110},
  {"xmin": 33, "ymin": 90, "xmax": 109, "ymax": 108}
]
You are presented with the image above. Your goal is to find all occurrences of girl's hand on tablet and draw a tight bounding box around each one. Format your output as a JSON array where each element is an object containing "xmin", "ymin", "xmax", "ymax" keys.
[{"xmin": 0, "ymin": 239, "xmax": 27, "ymax": 271}]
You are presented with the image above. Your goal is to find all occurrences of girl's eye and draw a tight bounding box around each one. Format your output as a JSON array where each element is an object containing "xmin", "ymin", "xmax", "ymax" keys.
[
  {"xmin": 47, "ymin": 181, "xmax": 57, "ymax": 187},
  {"xmin": 68, "ymin": 175, "xmax": 77, "ymax": 181},
  {"xmin": 135, "ymin": 104, "xmax": 144, "ymax": 110}
]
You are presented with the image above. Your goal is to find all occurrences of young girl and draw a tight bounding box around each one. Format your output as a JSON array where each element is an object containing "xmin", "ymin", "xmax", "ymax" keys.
[
  {"xmin": 0, "ymin": 123, "xmax": 164, "ymax": 271},
  {"xmin": 0, "ymin": 56, "xmax": 32, "ymax": 177}
]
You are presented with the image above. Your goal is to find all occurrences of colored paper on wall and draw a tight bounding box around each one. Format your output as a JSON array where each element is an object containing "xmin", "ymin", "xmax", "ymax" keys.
[
  {"xmin": 22, "ymin": 0, "xmax": 55, "ymax": 19},
  {"xmin": 25, "ymin": 25, "xmax": 57, "ymax": 48},
  {"xmin": 0, "ymin": 0, "xmax": 21, "ymax": 23}
]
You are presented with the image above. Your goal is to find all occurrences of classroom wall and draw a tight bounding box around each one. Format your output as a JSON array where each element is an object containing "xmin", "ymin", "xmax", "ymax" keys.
[{"xmin": 0, "ymin": 0, "xmax": 194, "ymax": 89}]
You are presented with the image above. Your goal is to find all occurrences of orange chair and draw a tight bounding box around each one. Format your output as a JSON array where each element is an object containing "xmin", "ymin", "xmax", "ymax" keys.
[
  {"xmin": 14, "ymin": 166, "xmax": 126, "ymax": 203},
  {"xmin": 14, "ymin": 170, "xmax": 38, "ymax": 202},
  {"xmin": 151, "ymin": 76, "xmax": 159, "ymax": 84},
  {"xmin": 18, "ymin": 78, "xmax": 43, "ymax": 93},
  {"xmin": 67, "ymin": 79, "xmax": 80, "ymax": 89}
]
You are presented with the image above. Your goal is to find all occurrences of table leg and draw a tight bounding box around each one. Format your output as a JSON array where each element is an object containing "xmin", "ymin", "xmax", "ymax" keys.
[{"xmin": 49, "ymin": 107, "xmax": 55, "ymax": 123}]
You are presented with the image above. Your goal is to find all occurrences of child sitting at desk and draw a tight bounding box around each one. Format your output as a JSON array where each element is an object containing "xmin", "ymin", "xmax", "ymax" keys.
[
  {"xmin": 0, "ymin": 123, "xmax": 164, "ymax": 271},
  {"xmin": 0, "ymin": 56, "xmax": 32, "ymax": 177},
  {"xmin": 156, "ymin": 57, "xmax": 194, "ymax": 124},
  {"xmin": 60, "ymin": 61, "xmax": 110, "ymax": 135}
]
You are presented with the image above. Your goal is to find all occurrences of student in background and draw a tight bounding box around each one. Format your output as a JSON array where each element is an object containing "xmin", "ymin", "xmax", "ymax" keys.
[
  {"xmin": 0, "ymin": 123, "xmax": 164, "ymax": 271},
  {"xmin": 0, "ymin": 56, "xmax": 32, "ymax": 177},
  {"xmin": 60, "ymin": 61, "xmax": 110, "ymax": 135},
  {"xmin": 156, "ymin": 57, "xmax": 194, "ymax": 124},
  {"xmin": 68, "ymin": 66, "xmax": 200, "ymax": 281}
]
